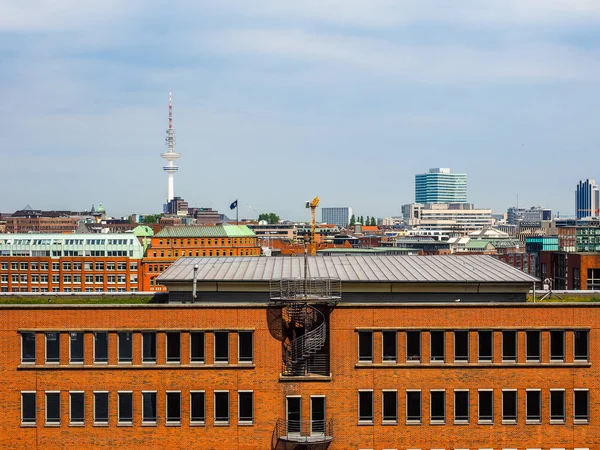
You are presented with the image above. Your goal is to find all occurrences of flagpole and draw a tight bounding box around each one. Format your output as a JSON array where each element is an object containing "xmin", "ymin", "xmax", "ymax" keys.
[{"xmin": 236, "ymin": 199, "xmax": 239, "ymax": 226}]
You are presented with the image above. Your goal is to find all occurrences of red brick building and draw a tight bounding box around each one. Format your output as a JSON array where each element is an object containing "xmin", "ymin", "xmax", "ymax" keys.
[
  {"xmin": 1, "ymin": 255, "xmax": 597, "ymax": 449},
  {"xmin": 539, "ymin": 251, "xmax": 600, "ymax": 290}
]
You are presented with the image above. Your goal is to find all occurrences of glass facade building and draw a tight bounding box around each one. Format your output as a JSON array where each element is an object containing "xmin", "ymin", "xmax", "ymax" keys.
[
  {"xmin": 575, "ymin": 179, "xmax": 599, "ymax": 219},
  {"xmin": 415, "ymin": 168, "xmax": 467, "ymax": 204}
]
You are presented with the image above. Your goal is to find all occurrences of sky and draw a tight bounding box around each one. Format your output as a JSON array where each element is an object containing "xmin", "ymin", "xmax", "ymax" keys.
[{"xmin": 1, "ymin": 1, "xmax": 600, "ymax": 221}]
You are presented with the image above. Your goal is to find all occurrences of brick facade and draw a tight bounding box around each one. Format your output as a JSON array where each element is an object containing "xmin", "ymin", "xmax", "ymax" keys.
[{"xmin": 1, "ymin": 303, "xmax": 598, "ymax": 449}]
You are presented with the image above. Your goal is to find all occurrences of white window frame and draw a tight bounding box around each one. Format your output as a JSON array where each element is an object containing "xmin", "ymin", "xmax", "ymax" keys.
[
  {"xmin": 358, "ymin": 389, "xmax": 374, "ymax": 424},
  {"xmin": 453, "ymin": 389, "xmax": 470, "ymax": 424},
  {"xmin": 573, "ymin": 388, "xmax": 590, "ymax": 424},
  {"xmin": 549, "ymin": 329, "xmax": 565, "ymax": 362},
  {"xmin": 189, "ymin": 390, "xmax": 206, "ymax": 425},
  {"xmin": 573, "ymin": 330, "xmax": 589, "ymax": 362},
  {"xmin": 93, "ymin": 332, "xmax": 108, "ymax": 364},
  {"xmin": 166, "ymin": 332, "xmax": 181, "ymax": 364},
  {"xmin": 501, "ymin": 389, "xmax": 518, "ymax": 424},
  {"xmin": 238, "ymin": 390, "xmax": 254, "ymax": 425},
  {"xmin": 69, "ymin": 391, "xmax": 85, "ymax": 425},
  {"xmin": 478, "ymin": 389, "xmax": 494, "ymax": 424},
  {"xmin": 141, "ymin": 332, "xmax": 157, "ymax": 364},
  {"xmin": 69, "ymin": 332, "xmax": 84, "ymax": 365},
  {"xmin": 93, "ymin": 391, "xmax": 109, "ymax": 425},
  {"xmin": 45, "ymin": 391, "xmax": 61, "ymax": 426},
  {"xmin": 382, "ymin": 330, "xmax": 398, "ymax": 363},
  {"xmin": 117, "ymin": 331, "xmax": 133, "ymax": 364},
  {"xmin": 429, "ymin": 330, "xmax": 445, "ymax": 363},
  {"xmin": 190, "ymin": 331, "xmax": 205, "ymax": 364},
  {"xmin": 549, "ymin": 389, "xmax": 566, "ymax": 424},
  {"xmin": 45, "ymin": 332, "xmax": 60, "ymax": 365},
  {"xmin": 406, "ymin": 389, "xmax": 422, "ymax": 425},
  {"xmin": 141, "ymin": 391, "xmax": 157, "ymax": 425},
  {"xmin": 238, "ymin": 331, "xmax": 254, "ymax": 364},
  {"xmin": 21, "ymin": 332, "xmax": 36, "ymax": 365},
  {"xmin": 382, "ymin": 389, "xmax": 398, "ymax": 424},
  {"xmin": 21, "ymin": 391, "xmax": 36, "ymax": 426},
  {"xmin": 214, "ymin": 331, "xmax": 230, "ymax": 364},
  {"xmin": 477, "ymin": 330, "xmax": 493, "ymax": 363},
  {"xmin": 453, "ymin": 330, "xmax": 469, "ymax": 363},
  {"xmin": 117, "ymin": 391, "xmax": 133, "ymax": 426},
  {"xmin": 430, "ymin": 389, "xmax": 446, "ymax": 424},
  {"xmin": 166, "ymin": 390, "xmax": 182, "ymax": 425},
  {"xmin": 358, "ymin": 331, "xmax": 373, "ymax": 363},
  {"xmin": 406, "ymin": 330, "xmax": 422, "ymax": 363},
  {"xmin": 214, "ymin": 390, "xmax": 230, "ymax": 425},
  {"xmin": 526, "ymin": 330, "xmax": 541, "ymax": 362},
  {"xmin": 525, "ymin": 389, "xmax": 541, "ymax": 424},
  {"xmin": 501, "ymin": 330, "xmax": 517, "ymax": 363}
]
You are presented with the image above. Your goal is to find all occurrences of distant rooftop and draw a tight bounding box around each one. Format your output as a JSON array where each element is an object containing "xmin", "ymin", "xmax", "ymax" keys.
[{"xmin": 155, "ymin": 225, "xmax": 256, "ymax": 238}]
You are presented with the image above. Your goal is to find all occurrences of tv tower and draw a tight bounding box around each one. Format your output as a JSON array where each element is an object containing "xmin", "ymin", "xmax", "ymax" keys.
[{"xmin": 161, "ymin": 91, "xmax": 180, "ymax": 204}]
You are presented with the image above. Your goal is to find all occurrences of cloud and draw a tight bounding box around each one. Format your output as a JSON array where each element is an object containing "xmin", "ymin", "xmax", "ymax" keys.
[{"xmin": 206, "ymin": 28, "xmax": 600, "ymax": 84}]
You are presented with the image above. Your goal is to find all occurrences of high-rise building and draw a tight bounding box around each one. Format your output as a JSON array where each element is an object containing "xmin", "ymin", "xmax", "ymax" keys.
[
  {"xmin": 321, "ymin": 207, "xmax": 352, "ymax": 228},
  {"xmin": 415, "ymin": 168, "xmax": 467, "ymax": 203},
  {"xmin": 575, "ymin": 179, "xmax": 599, "ymax": 219}
]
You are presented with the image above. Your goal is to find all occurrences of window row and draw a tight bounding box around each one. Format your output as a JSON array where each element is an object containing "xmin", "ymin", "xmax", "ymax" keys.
[
  {"xmin": 156, "ymin": 238, "xmax": 254, "ymax": 246},
  {"xmin": 149, "ymin": 248, "xmax": 257, "ymax": 258},
  {"xmin": 2, "ymin": 274, "xmax": 136, "ymax": 283},
  {"xmin": 21, "ymin": 390, "xmax": 254, "ymax": 426},
  {"xmin": 21, "ymin": 330, "xmax": 254, "ymax": 365},
  {"xmin": 2, "ymin": 287, "xmax": 137, "ymax": 293},
  {"xmin": 357, "ymin": 389, "xmax": 590, "ymax": 425},
  {"xmin": 357, "ymin": 330, "xmax": 589, "ymax": 364},
  {"xmin": 0, "ymin": 261, "xmax": 136, "ymax": 272}
]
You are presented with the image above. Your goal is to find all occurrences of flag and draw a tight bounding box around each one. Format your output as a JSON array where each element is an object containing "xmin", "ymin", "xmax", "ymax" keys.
[{"xmin": 230, "ymin": 200, "xmax": 238, "ymax": 210}]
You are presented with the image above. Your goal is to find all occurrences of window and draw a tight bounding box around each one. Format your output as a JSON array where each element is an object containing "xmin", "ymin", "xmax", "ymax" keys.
[
  {"xmin": 406, "ymin": 391, "xmax": 422, "ymax": 423},
  {"xmin": 118, "ymin": 332, "xmax": 132, "ymax": 363},
  {"xmin": 94, "ymin": 332, "xmax": 108, "ymax": 363},
  {"xmin": 502, "ymin": 390, "xmax": 517, "ymax": 423},
  {"xmin": 21, "ymin": 332, "xmax": 36, "ymax": 364},
  {"xmin": 70, "ymin": 392, "xmax": 84, "ymax": 424},
  {"xmin": 430, "ymin": 331, "xmax": 445, "ymax": 362},
  {"xmin": 430, "ymin": 391, "xmax": 445, "ymax": 423},
  {"xmin": 358, "ymin": 331, "xmax": 373, "ymax": 362},
  {"xmin": 166, "ymin": 392, "xmax": 181, "ymax": 424},
  {"xmin": 142, "ymin": 392, "xmax": 157, "ymax": 423},
  {"xmin": 574, "ymin": 390, "xmax": 589, "ymax": 423},
  {"xmin": 382, "ymin": 331, "xmax": 397, "ymax": 363},
  {"xmin": 142, "ymin": 332, "xmax": 156, "ymax": 363},
  {"xmin": 190, "ymin": 332, "xmax": 205, "ymax": 363},
  {"xmin": 21, "ymin": 392, "xmax": 36, "ymax": 425},
  {"xmin": 382, "ymin": 390, "xmax": 397, "ymax": 423},
  {"xmin": 454, "ymin": 331, "xmax": 469, "ymax": 363},
  {"xmin": 238, "ymin": 391, "xmax": 254, "ymax": 424},
  {"xmin": 238, "ymin": 331, "xmax": 253, "ymax": 363},
  {"xmin": 45, "ymin": 332, "xmax": 60, "ymax": 363},
  {"xmin": 166, "ymin": 332, "xmax": 181, "ymax": 363},
  {"xmin": 550, "ymin": 390, "xmax": 565, "ymax": 422},
  {"xmin": 454, "ymin": 390, "xmax": 469, "ymax": 423},
  {"xmin": 215, "ymin": 331, "xmax": 229, "ymax": 363},
  {"xmin": 526, "ymin": 390, "xmax": 541, "ymax": 423},
  {"xmin": 70, "ymin": 332, "xmax": 84, "ymax": 363},
  {"xmin": 358, "ymin": 390, "xmax": 374, "ymax": 423},
  {"xmin": 118, "ymin": 392, "xmax": 133, "ymax": 424},
  {"xmin": 190, "ymin": 391, "xmax": 205, "ymax": 424},
  {"xmin": 574, "ymin": 330, "xmax": 589, "ymax": 361},
  {"xmin": 478, "ymin": 390, "xmax": 493, "ymax": 423},
  {"xmin": 478, "ymin": 331, "xmax": 493, "ymax": 362},
  {"xmin": 502, "ymin": 331, "xmax": 517, "ymax": 362},
  {"xmin": 214, "ymin": 391, "xmax": 230, "ymax": 424},
  {"xmin": 526, "ymin": 331, "xmax": 541, "ymax": 362},
  {"xmin": 550, "ymin": 331, "xmax": 565, "ymax": 362},
  {"xmin": 46, "ymin": 392, "xmax": 60, "ymax": 424},
  {"xmin": 94, "ymin": 392, "xmax": 109, "ymax": 424}
]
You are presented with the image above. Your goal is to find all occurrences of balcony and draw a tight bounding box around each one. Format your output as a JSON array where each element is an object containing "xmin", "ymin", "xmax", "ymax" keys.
[{"xmin": 273, "ymin": 419, "xmax": 333, "ymax": 449}]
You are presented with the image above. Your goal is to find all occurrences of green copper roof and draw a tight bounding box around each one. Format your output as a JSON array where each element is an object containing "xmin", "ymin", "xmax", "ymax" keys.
[
  {"xmin": 132, "ymin": 225, "xmax": 155, "ymax": 237},
  {"xmin": 155, "ymin": 225, "xmax": 256, "ymax": 238},
  {"xmin": 466, "ymin": 240, "xmax": 493, "ymax": 249}
]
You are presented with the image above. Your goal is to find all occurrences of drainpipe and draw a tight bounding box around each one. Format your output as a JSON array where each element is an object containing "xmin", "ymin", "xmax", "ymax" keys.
[{"xmin": 192, "ymin": 264, "xmax": 199, "ymax": 303}]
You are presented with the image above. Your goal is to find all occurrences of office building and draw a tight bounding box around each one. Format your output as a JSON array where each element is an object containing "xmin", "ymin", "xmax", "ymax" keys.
[
  {"xmin": 321, "ymin": 207, "xmax": 352, "ymax": 228},
  {"xmin": 2, "ymin": 255, "xmax": 599, "ymax": 449},
  {"xmin": 575, "ymin": 179, "xmax": 599, "ymax": 219},
  {"xmin": 415, "ymin": 168, "xmax": 467, "ymax": 204},
  {"xmin": 0, "ymin": 234, "xmax": 144, "ymax": 293},
  {"xmin": 402, "ymin": 203, "xmax": 493, "ymax": 235}
]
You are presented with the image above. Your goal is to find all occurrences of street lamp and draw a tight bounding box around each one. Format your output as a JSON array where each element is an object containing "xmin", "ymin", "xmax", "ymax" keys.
[{"xmin": 192, "ymin": 264, "xmax": 199, "ymax": 303}]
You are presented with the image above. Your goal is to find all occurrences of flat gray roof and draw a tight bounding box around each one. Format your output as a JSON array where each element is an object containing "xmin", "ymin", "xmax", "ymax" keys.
[{"xmin": 157, "ymin": 255, "xmax": 538, "ymax": 284}]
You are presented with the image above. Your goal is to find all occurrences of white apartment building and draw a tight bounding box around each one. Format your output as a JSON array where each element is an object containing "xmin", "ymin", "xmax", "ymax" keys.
[{"xmin": 402, "ymin": 202, "xmax": 493, "ymax": 235}]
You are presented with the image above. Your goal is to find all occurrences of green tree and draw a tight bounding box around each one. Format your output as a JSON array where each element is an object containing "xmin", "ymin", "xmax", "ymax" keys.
[
  {"xmin": 142, "ymin": 214, "xmax": 161, "ymax": 224},
  {"xmin": 349, "ymin": 214, "xmax": 356, "ymax": 226},
  {"xmin": 366, "ymin": 216, "xmax": 370, "ymax": 226},
  {"xmin": 371, "ymin": 217, "xmax": 377, "ymax": 226},
  {"xmin": 359, "ymin": 216, "xmax": 364, "ymax": 224},
  {"xmin": 258, "ymin": 213, "xmax": 280, "ymax": 224}
]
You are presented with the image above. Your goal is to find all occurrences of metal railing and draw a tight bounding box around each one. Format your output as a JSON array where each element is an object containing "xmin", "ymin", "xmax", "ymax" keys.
[
  {"xmin": 270, "ymin": 278, "xmax": 341, "ymax": 302},
  {"xmin": 275, "ymin": 418, "xmax": 333, "ymax": 443}
]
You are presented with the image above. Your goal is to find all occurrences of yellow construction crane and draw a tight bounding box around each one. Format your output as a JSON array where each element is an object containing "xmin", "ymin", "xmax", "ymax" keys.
[{"xmin": 305, "ymin": 196, "xmax": 320, "ymax": 256}]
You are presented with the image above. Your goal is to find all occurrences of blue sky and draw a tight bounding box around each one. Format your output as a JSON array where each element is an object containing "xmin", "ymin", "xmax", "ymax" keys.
[{"xmin": 1, "ymin": 0, "xmax": 600, "ymax": 220}]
